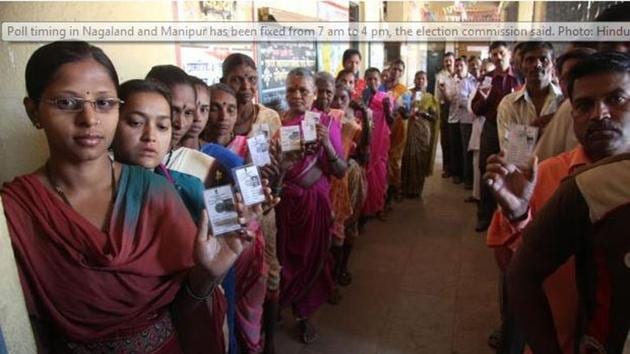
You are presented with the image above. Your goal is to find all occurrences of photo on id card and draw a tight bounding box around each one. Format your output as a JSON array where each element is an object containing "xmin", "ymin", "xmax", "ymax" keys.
[
  {"xmin": 304, "ymin": 110, "xmax": 321, "ymax": 124},
  {"xmin": 280, "ymin": 125, "xmax": 301, "ymax": 152},
  {"xmin": 204, "ymin": 185, "xmax": 242, "ymax": 236},
  {"xmin": 247, "ymin": 134, "xmax": 271, "ymax": 167},
  {"xmin": 232, "ymin": 164, "xmax": 266, "ymax": 206},
  {"xmin": 506, "ymin": 124, "xmax": 538, "ymax": 169},
  {"xmin": 301, "ymin": 119, "xmax": 318, "ymax": 143},
  {"xmin": 252, "ymin": 123, "xmax": 271, "ymax": 141}
]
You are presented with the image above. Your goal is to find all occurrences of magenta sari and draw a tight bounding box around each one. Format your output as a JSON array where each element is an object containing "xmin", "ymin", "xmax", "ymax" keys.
[
  {"xmin": 276, "ymin": 111, "xmax": 344, "ymax": 318},
  {"xmin": 226, "ymin": 135, "xmax": 269, "ymax": 353},
  {"xmin": 362, "ymin": 92, "xmax": 391, "ymax": 216}
]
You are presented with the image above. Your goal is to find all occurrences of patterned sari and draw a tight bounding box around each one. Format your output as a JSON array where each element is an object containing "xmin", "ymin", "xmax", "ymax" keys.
[
  {"xmin": 276, "ymin": 111, "xmax": 344, "ymax": 318},
  {"xmin": 2, "ymin": 165, "xmax": 203, "ymax": 353},
  {"xmin": 328, "ymin": 108, "xmax": 355, "ymax": 246},
  {"xmin": 386, "ymin": 83, "xmax": 408, "ymax": 191},
  {"xmin": 401, "ymin": 90, "xmax": 440, "ymax": 197},
  {"xmin": 225, "ymin": 135, "xmax": 269, "ymax": 354}
]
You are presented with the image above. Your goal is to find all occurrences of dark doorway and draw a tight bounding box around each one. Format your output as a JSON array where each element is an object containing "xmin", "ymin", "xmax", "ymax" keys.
[{"xmin": 426, "ymin": 42, "xmax": 446, "ymax": 95}]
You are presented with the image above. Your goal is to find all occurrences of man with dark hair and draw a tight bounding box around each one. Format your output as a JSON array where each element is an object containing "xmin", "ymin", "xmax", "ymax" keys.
[
  {"xmin": 441, "ymin": 56, "xmax": 477, "ymax": 187},
  {"xmin": 471, "ymin": 41, "xmax": 522, "ymax": 232},
  {"xmin": 436, "ymin": 52, "xmax": 456, "ymax": 179},
  {"xmin": 496, "ymin": 42, "xmax": 562, "ymax": 150},
  {"xmin": 468, "ymin": 56, "xmax": 482, "ymax": 80},
  {"xmin": 486, "ymin": 51, "xmax": 630, "ymax": 354},
  {"xmin": 534, "ymin": 47, "xmax": 596, "ymax": 160}
]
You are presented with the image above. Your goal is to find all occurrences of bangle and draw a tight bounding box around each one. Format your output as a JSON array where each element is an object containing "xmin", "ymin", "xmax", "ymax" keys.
[
  {"xmin": 185, "ymin": 280, "xmax": 214, "ymax": 301},
  {"xmin": 328, "ymin": 155, "xmax": 339, "ymax": 163},
  {"xmin": 507, "ymin": 207, "xmax": 529, "ymax": 223}
]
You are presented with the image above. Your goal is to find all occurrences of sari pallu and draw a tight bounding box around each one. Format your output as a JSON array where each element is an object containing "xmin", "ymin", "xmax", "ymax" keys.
[
  {"xmin": 401, "ymin": 91, "xmax": 440, "ymax": 196},
  {"xmin": 155, "ymin": 165, "xmax": 227, "ymax": 354},
  {"xmin": 277, "ymin": 112, "xmax": 344, "ymax": 318},
  {"xmin": 386, "ymin": 84, "xmax": 409, "ymax": 190},
  {"xmin": 1, "ymin": 165, "xmax": 198, "ymax": 352},
  {"xmin": 199, "ymin": 143, "xmax": 243, "ymax": 354},
  {"xmin": 328, "ymin": 109, "xmax": 355, "ymax": 246},
  {"xmin": 362, "ymin": 91, "xmax": 392, "ymax": 216},
  {"xmin": 225, "ymin": 135, "xmax": 269, "ymax": 354}
]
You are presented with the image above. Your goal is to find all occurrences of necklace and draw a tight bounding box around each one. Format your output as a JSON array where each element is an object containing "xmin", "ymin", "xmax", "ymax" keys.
[{"xmin": 45, "ymin": 158, "xmax": 117, "ymax": 208}]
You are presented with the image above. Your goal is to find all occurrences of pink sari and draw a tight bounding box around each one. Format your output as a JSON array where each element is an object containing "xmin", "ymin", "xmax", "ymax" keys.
[
  {"xmin": 276, "ymin": 111, "xmax": 344, "ymax": 318},
  {"xmin": 362, "ymin": 92, "xmax": 391, "ymax": 216},
  {"xmin": 227, "ymin": 136, "xmax": 269, "ymax": 353}
]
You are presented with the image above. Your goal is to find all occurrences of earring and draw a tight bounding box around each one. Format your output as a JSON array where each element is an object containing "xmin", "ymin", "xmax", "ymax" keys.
[{"xmin": 34, "ymin": 121, "xmax": 41, "ymax": 128}]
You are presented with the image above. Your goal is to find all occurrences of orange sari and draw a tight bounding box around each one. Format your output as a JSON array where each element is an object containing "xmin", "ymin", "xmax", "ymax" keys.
[
  {"xmin": 329, "ymin": 109, "xmax": 360, "ymax": 245},
  {"xmin": 386, "ymin": 83, "xmax": 408, "ymax": 190}
]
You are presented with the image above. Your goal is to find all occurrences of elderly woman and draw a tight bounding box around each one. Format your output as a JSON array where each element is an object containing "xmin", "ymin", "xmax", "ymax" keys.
[
  {"xmin": 221, "ymin": 53, "xmax": 284, "ymax": 354},
  {"xmin": 276, "ymin": 68, "xmax": 346, "ymax": 344}
]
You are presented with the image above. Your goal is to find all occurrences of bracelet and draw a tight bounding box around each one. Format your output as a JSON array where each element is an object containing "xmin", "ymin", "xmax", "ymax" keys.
[
  {"xmin": 272, "ymin": 186, "xmax": 283, "ymax": 197},
  {"xmin": 507, "ymin": 207, "xmax": 529, "ymax": 223},
  {"xmin": 328, "ymin": 155, "xmax": 339, "ymax": 163},
  {"xmin": 185, "ymin": 280, "xmax": 214, "ymax": 301}
]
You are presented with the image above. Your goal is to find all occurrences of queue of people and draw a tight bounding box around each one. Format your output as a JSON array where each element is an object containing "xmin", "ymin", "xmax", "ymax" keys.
[{"xmin": 1, "ymin": 3, "xmax": 629, "ymax": 352}]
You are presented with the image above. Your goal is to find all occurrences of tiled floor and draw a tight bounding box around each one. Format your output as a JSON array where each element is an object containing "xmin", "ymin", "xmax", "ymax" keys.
[{"xmin": 275, "ymin": 173, "xmax": 501, "ymax": 354}]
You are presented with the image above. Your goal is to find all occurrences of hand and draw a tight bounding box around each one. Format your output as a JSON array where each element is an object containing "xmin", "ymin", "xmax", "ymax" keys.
[
  {"xmin": 261, "ymin": 140, "xmax": 281, "ymax": 181},
  {"xmin": 194, "ymin": 206, "xmax": 253, "ymax": 279},
  {"xmin": 316, "ymin": 123, "xmax": 331, "ymax": 148},
  {"xmin": 530, "ymin": 113, "xmax": 554, "ymax": 129},
  {"xmin": 396, "ymin": 107, "xmax": 408, "ymax": 120},
  {"xmin": 348, "ymin": 99, "xmax": 364, "ymax": 111},
  {"xmin": 261, "ymin": 178, "xmax": 281, "ymax": 213},
  {"xmin": 478, "ymin": 85, "xmax": 491, "ymax": 99},
  {"xmin": 483, "ymin": 151, "xmax": 538, "ymax": 220},
  {"xmin": 382, "ymin": 97, "xmax": 391, "ymax": 114}
]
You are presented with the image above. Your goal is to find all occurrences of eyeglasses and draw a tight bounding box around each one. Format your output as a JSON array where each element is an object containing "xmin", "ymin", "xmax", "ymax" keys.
[{"xmin": 41, "ymin": 97, "xmax": 124, "ymax": 113}]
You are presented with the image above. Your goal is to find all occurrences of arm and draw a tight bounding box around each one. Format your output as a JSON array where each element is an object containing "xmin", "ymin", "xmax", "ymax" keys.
[
  {"xmin": 471, "ymin": 75, "xmax": 492, "ymax": 116},
  {"xmin": 318, "ymin": 122, "xmax": 348, "ymax": 178},
  {"xmin": 383, "ymin": 97, "xmax": 394, "ymax": 127},
  {"xmin": 507, "ymin": 178, "xmax": 591, "ymax": 354}
]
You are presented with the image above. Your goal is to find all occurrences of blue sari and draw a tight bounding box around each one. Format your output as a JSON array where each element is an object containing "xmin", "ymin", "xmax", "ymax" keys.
[{"xmin": 200, "ymin": 142, "xmax": 243, "ymax": 354}]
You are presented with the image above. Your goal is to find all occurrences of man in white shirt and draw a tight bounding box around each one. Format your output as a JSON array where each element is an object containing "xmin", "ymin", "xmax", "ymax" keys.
[
  {"xmin": 442, "ymin": 56, "xmax": 478, "ymax": 187},
  {"xmin": 497, "ymin": 42, "xmax": 563, "ymax": 150}
]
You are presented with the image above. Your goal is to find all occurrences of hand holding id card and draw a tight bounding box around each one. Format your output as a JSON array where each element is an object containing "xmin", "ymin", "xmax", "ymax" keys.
[
  {"xmin": 505, "ymin": 124, "xmax": 538, "ymax": 169},
  {"xmin": 204, "ymin": 185, "xmax": 242, "ymax": 236},
  {"xmin": 232, "ymin": 164, "xmax": 266, "ymax": 206},
  {"xmin": 247, "ymin": 134, "xmax": 271, "ymax": 167}
]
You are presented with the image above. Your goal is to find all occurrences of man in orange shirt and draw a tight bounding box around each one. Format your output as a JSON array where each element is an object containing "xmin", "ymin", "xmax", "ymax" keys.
[{"xmin": 484, "ymin": 51, "xmax": 630, "ymax": 353}]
